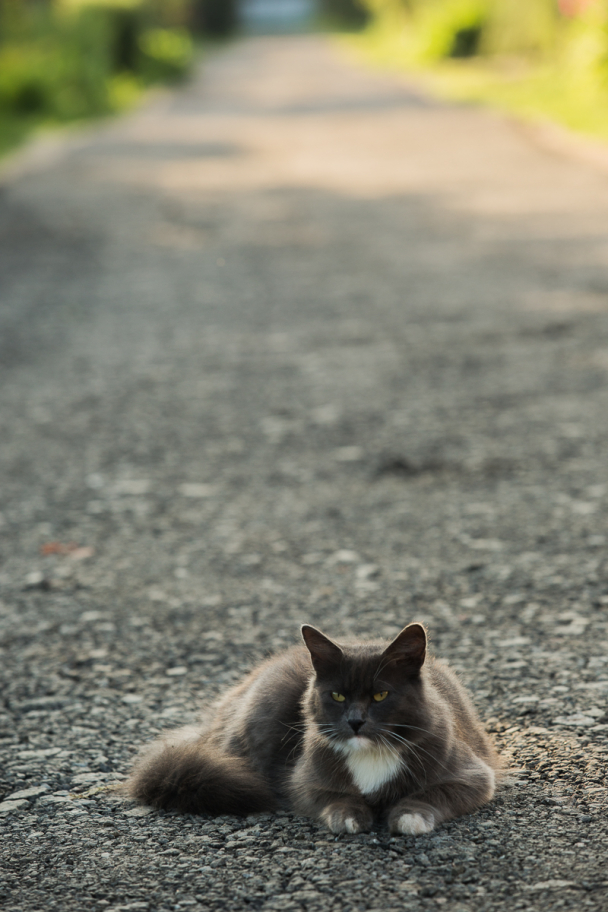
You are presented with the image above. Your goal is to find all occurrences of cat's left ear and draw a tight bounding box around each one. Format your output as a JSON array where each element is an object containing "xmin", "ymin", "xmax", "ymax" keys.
[
  {"xmin": 301, "ymin": 625, "xmax": 343, "ymax": 676},
  {"xmin": 381, "ymin": 623, "xmax": 426, "ymax": 676}
]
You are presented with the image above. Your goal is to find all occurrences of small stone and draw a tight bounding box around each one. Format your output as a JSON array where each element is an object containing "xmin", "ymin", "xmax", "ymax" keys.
[
  {"xmin": 355, "ymin": 564, "xmax": 380, "ymax": 581},
  {"xmin": 466, "ymin": 538, "xmax": 503, "ymax": 551},
  {"xmin": 179, "ymin": 483, "xmax": 217, "ymax": 498},
  {"xmin": 148, "ymin": 586, "xmax": 167, "ymax": 602},
  {"xmin": 525, "ymin": 880, "xmax": 577, "ymax": 892},
  {"xmin": 310, "ymin": 405, "xmax": 340, "ymax": 426},
  {"xmin": 80, "ymin": 610, "xmax": 107, "ymax": 623},
  {"xmin": 165, "ymin": 667, "xmax": 187, "ymax": 676},
  {"xmin": 333, "ymin": 446, "xmax": 364, "ymax": 462},
  {"xmin": 122, "ymin": 694, "xmax": 143, "ymax": 704},
  {"xmin": 17, "ymin": 747, "xmax": 62, "ymax": 759},
  {"xmin": 71, "ymin": 773, "xmax": 106, "ymax": 784},
  {"xmin": 553, "ymin": 714, "xmax": 596, "ymax": 727},
  {"xmin": 6, "ymin": 785, "xmax": 48, "ymax": 800},
  {"xmin": 570, "ymin": 501, "xmax": 597, "ymax": 515},
  {"xmin": 327, "ymin": 550, "xmax": 359, "ymax": 565},
  {"xmin": 113, "ymin": 479, "xmax": 151, "ymax": 495},
  {"xmin": 69, "ymin": 546, "xmax": 95, "ymax": 561},
  {"xmin": 0, "ymin": 799, "xmax": 29, "ymax": 814},
  {"xmin": 301, "ymin": 553, "xmax": 323, "ymax": 565},
  {"xmin": 24, "ymin": 570, "xmax": 46, "ymax": 589}
]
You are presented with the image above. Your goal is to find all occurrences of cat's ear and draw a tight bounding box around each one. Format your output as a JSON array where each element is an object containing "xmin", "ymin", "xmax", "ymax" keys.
[
  {"xmin": 381, "ymin": 623, "xmax": 426, "ymax": 676},
  {"xmin": 301, "ymin": 625, "xmax": 343, "ymax": 676}
]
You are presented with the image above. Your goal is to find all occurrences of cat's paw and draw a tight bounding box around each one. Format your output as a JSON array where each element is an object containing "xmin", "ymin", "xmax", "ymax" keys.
[
  {"xmin": 391, "ymin": 811, "xmax": 435, "ymax": 836},
  {"xmin": 321, "ymin": 804, "xmax": 373, "ymax": 835}
]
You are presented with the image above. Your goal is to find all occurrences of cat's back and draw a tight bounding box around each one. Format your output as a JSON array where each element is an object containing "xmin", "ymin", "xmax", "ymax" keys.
[
  {"xmin": 210, "ymin": 644, "xmax": 313, "ymax": 782},
  {"xmin": 426, "ymin": 657, "xmax": 499, "ymax": 768}
]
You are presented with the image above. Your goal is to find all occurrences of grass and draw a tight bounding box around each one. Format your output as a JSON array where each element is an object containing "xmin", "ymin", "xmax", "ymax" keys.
[
  {"xmin": 340, "ymin": 23, "xmax": 608, "ymax": 144},
  {"xmin": 0, "ymin": 111, "xmax": 37, "ymax": 159}
]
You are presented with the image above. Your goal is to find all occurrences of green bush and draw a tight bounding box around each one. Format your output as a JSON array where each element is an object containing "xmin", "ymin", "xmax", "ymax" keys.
[
  {"xmin": 352, "ymin": 0, "xmax": 608, "ymax": 141},
  {"xmin": 190, "ymin": 0, "xmax": 237, "ymax": 36},
  {"xmin": 359, "ymin": 0, "xmax": 608, "ymax": 66},
  {"xmin": 138, "ymin": 26, "xmax": 193, "ymax": 81},
  {"xmin": 410, "ymin": 0, "xmax": 489, "ymax": 61},
  {"xmin": 0, "ymin": 0, "xmax": 194, "ymax": 126},
  {"xmin": 321, "ymin": 0, "xmax": 370, "ymax": 28},
  {"xmin": 482, "ymin": 0, "xmax": 558, "ymax": 57}
]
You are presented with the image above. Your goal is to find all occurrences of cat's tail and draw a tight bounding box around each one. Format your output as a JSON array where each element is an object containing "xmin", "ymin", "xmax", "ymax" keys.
[{"xmin": 125, "ymin": 725, "xmax": 276, "ymax": 816}]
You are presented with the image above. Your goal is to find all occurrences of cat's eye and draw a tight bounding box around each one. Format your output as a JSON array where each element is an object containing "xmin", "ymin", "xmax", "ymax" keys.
[
  {"xmin": 373, "ymin": 691, "xmax": 388, "ymax": 702},
  {"xmin": 331, "ymin": 692, "xmax": 346, "ymax": 702}
]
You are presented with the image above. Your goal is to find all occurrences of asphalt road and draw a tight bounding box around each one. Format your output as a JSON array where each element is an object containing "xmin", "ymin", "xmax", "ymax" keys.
[{"xmin": 1, "ymin": 34, "xmax": 608, "ymax": 912}]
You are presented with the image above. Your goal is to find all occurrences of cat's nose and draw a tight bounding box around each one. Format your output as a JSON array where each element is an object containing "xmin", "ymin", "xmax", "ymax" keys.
[{"xmin": 348, "ymin": 719, "xmax": 365, "ymax": 734}]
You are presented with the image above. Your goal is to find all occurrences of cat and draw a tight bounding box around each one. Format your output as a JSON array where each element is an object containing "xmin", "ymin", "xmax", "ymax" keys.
[{"xmin": 126, "ymin": 622, "xmax": 500, "ymax": 834}]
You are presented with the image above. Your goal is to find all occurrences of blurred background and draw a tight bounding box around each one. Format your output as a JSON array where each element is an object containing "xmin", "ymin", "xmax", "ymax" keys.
[{"xmin": 2, "ymin": 0, "xmax": 608, "ymax": 161}]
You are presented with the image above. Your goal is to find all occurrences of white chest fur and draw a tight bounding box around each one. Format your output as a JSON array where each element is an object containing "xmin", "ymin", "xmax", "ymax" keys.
[{"xmin": 333, "ymin": 738, "xmax": 404, "ymax": 795}]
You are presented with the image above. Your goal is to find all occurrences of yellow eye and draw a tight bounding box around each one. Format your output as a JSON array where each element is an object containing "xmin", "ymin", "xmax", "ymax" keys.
[
  {"xmin": 332, "ymin": 692, "xmax": 346, "ymax": 702},
  {"xmin": 373, "ymin": 691, "xmax": 388, "ymax": 702}
]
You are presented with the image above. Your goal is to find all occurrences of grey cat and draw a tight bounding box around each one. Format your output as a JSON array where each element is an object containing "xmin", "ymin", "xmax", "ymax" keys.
[{"xmin": 127, "ymin": 623, "xmax": 499, "ymax": 834}]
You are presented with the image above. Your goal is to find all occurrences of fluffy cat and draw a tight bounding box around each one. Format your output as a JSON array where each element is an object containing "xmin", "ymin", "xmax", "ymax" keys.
[{"xmin": 127, "ymin": 623, "xmax": 499, "ymax": 834}]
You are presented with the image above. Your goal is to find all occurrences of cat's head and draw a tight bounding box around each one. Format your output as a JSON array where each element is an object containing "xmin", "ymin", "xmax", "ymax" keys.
[{"xmin": 301, "ymin": 623, "xmax": 429, "ymax": 753}]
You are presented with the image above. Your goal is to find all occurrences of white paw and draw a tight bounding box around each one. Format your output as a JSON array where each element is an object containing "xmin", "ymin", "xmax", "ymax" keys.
[
  {"xmin": 344, "ymin": 817, "xmax": 360, "ymax": 834},
  {"xmin": 396, "ymin": 812, "xmax": 435, "ymax": 835}
]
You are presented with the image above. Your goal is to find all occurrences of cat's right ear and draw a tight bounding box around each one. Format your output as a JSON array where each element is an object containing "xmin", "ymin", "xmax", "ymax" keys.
[
  {"xmin": 381, "ymin": 623, "xmax": 427, "ymax": 676},
  {"xmin": 301, "ymin": 625, "xmax": 343, "ymax": 676}
]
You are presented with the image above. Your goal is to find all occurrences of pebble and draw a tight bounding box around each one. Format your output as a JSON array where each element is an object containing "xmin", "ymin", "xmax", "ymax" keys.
[
  {"xmin": 179, "ymin": 483, "xmax": 217, "ymax": 498},
  {"xmin": 5, "ymin": 786, "xmax": 48, "ymax": 800},
  {"xmin": 0, "ymin": 799, "xmax": 29, "ymax": 814}
]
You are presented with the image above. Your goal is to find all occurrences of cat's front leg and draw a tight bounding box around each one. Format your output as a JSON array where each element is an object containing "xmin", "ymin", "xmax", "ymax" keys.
[
  {"xmin": 388, "ymin": 755, "xmax": 496, "ymax": 836},
  {"xmin": 320, "ymin": 799, "xmax": 374, "ymax": 835},
  {"xmin": 290, "ymin": 762, "xmax": 374, "ymax": 834}
]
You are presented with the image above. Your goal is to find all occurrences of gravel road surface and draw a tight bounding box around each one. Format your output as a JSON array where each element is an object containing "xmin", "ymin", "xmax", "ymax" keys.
[{"xmin": 1, "ymin": 34, "xmax": 608, "ymax": 912}]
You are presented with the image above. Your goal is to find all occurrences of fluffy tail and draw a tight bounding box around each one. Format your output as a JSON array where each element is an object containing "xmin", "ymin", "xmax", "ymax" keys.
[{"xmin": 126, "ymin": 726, "xmax": 276, "ymax": 816}]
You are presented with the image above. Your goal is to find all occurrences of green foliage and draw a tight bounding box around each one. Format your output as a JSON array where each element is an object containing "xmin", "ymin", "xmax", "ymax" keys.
[
  {"xmin": 351, "ymin": 0, "xmax": 608, "ymax": 141},
  {"xmin": 0, "ymin": 0, "xmax": 195, "ymax": 156},
  {"xmin": 482, "ymin": 0, "xmax": 558, "ymax": 56},
  {"xmin": 321, "ymin": 0, "xmax": 370, "ymax": 28},
  {"xmin": 138, "ymin": 27, "xmax": 193, "ymax": 80},
  {"xmin": 190, "ymin": 0, "xmax": 237, "ymax": 37},
  {"xmin": 409, "ymin": 0, "xmax": 489, "ymax": 60}
]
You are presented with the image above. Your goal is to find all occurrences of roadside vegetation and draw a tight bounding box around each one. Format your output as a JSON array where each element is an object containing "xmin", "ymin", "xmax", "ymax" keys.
[
  {"xmin": 344, "ymin": 0, "xmax": 608, "ymax": 142},
  {"xmin": 0, "ymin": 0, "xmax": 231, "ymax": 158}
]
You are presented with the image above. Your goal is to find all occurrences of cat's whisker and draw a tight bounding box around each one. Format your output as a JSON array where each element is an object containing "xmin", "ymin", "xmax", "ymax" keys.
[
  {"xmin": 315, "ymin": 724, "xmax": 341, "ymax": 742},
  {"xmin": 279, "ymin": 722, "xmax": 307, "ymax": 734},
  {"xmin": 378, "ymin": 734, "xmax": 401, "ymax": 763},
  {"xmin": 372, "ymin": 654, "xmax": 394, "ymax": 682},
  {"xmin": 383, "ymin": 730, "xmax": 452, "ymax": 774},
  {"xmin": 388, "ymin": 723, "xmax": 443, "ymax": 737},
  {"xmin": 379, "ymin": 733, "xmax": 429, "ymax": 789}
]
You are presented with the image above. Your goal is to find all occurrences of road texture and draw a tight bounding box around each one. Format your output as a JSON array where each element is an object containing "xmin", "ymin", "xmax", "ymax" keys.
[{"xmin": 1, "ymin": 34, "xmax": 608, "ymax": 912}]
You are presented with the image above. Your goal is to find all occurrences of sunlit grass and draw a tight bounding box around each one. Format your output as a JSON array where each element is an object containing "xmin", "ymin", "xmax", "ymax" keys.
[
  {"xmin": 341, "ymin": 22, "xmax": 608, "ymax": 144},
  {"xmin": 0, "ymin": 112, "xmax": 37, "ymax": 159}
]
